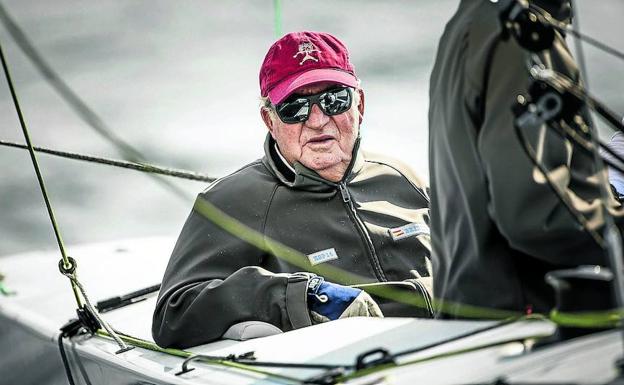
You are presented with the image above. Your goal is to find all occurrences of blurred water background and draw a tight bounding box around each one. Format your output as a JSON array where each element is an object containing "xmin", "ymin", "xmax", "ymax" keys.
[{"xmin": 0, "ymin": 0, "xmax": 622, "ymax": 257}]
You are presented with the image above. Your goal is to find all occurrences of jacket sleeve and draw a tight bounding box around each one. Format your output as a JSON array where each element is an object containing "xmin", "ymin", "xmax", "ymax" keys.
[
  {"xmin": 152, "ymin": 191, "xmax": 311, "ymax": 349},
  {"xmin": 474, "ymin": 28, "xmax": 619, "ymax": 266}
]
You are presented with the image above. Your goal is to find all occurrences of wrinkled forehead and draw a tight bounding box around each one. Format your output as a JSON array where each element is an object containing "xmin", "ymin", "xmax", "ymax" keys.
[{"xmin": 291, "ymin": 81, "xmax": 343, "ymax": 96}]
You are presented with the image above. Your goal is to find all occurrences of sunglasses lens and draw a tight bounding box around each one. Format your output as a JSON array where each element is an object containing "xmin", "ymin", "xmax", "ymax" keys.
[
  {"xmin": 275, "ymin": 87, "xmax": 352, "ymax": 123},
  {"xmin": 277, "ymin": 98, "xmax": 309, "ymax": 123},
  {"xmin": 320, "ymin": 88, "xmax": 352, "ymax": 115}
]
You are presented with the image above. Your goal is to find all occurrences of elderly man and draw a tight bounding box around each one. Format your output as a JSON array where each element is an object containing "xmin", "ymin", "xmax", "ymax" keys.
[{"xmin": 153, "ymin": 31, "xmax": 431, "ymax": 349}]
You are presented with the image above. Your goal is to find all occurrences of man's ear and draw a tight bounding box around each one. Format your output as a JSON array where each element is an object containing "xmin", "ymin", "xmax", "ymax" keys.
[
  {"xmin": 357, "ymin": 89, "xmax": 365, "ymax": 125},
  {"xmin": 261, "ymin": 108, "xmax": 275, "ymax": 135}
]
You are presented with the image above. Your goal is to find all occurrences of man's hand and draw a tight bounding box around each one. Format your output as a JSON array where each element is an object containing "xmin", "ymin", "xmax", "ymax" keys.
[{"xmin": 306, "ymin": 277, "xmax": 383, "ymax": 324}]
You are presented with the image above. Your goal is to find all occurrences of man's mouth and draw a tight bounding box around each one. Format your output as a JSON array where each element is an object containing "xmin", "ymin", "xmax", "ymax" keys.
[{"xmin": 307, "ymin": 135, "xmax": 335, "ymax": 144}]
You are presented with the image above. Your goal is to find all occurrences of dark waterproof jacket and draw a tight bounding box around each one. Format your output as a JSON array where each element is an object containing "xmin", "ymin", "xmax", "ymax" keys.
[
  {"xmin": 153, "ymin": 134, "xmax": 432, "ymax": 348},
  {"xmin": 428, "ymin": 0, "xmax": 622, "ymax": 317}
]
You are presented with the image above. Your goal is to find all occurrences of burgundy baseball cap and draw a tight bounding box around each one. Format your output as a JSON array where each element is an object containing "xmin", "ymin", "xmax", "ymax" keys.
[{"xmin": 259, "ymin": 31, "xmax": 359, "ymax": 105}]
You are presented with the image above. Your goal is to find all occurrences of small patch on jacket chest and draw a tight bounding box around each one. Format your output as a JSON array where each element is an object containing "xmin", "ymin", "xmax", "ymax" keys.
[
  {"xmin": 307, "ymin": 248, "xmax": 339, "ymax": 265},
  {"xmin": 388, "ymin": 223, "xmax": 430, "ymax": 241}
]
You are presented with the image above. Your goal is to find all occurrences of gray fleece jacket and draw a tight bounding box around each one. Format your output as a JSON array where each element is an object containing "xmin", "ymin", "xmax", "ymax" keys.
[{"xmin": 153, "ymin": 134, "xmax": 432, "ymax": 348}]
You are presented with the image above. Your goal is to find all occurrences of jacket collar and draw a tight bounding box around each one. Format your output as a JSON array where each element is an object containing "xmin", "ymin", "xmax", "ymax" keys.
[{"xmin": 261, "ymin": 133, "xmax": 364, "ymax": 191}]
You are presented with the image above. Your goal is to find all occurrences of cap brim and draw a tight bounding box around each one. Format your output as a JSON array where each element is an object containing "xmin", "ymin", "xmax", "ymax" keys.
[{"xmin": 268, "ymin": 69, "xmax": 359, "ymax": 105}]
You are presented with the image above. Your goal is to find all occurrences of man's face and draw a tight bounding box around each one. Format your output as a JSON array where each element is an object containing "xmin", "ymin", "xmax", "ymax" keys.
[{"xmin": 261, "ymin": 81, "xmax": 365, "ymax": 182}]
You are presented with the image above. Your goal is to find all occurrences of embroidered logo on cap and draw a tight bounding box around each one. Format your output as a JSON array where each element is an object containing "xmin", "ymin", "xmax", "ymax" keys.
[
  {"xmin": 388, "ymin": 223, "xmax": 430, "ymax": 241},
  {"xmin": 308, "ymin": 248, "xmax": 338, "ymax": 265},
  {"xmin": 294, "ymin": 41, "xmax": 320, "ymax": 65}
]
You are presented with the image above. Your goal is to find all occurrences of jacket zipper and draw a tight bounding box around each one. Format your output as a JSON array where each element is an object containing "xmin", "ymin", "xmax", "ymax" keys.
[{"xmin": 338, "ymin": 182, "xmax": 387, "ymax": 281}]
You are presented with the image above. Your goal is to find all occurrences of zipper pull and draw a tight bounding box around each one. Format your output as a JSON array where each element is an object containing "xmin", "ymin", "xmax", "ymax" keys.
[{"xmin": 338, "ymin": 183, "xmax": 351, "ymax": 203}]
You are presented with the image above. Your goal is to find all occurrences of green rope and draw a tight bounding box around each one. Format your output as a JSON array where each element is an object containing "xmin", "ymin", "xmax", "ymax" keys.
[
  {"xmin": 341, "ymin": 330, "xmax": 554, "ymax": 382},
  {"xmin": 193, "ymin": 196, "xmax": 624, "ymax": 327},
  {"xmin": 96, "ymin": 322, "xmax": 554, "ymax": 384},
  {"xmin": 193, "ymin": 197, "xmax": 521, "ymax": 320},
  {"xmin": 0, "ymin": 273, "xmax": 13, "ymax": 296},
  {"xmin": 96, "ymin": 330, "xmax": 304, "ymax": 384},
  {"xmin": 1, "ymin": 1, "xmax": 618, "ymax": 380},
  {"xmin": 550, "ymin": 308, "xmax": 624, "ymax": 329},
  {"xmin": 273, "ymin": 0, "xmax": 283, "ymax": 38},
  {"xmin": 401, "ymin": 335, "xmax": 547, "ymax": 367},
  {"xmin": 0, "ymin": 282, "xmax": 15, "ymax": 296},
  {"xmin": 0, "ymin": 0, "xmax": 617, "ymax": 330},
  {"xmin": 0, "ymin": 39, "xmax": 83, "ymax": 308},
  {"xmin": 97, "ymin": 311, "xmax": 617, "ymax": 383}
]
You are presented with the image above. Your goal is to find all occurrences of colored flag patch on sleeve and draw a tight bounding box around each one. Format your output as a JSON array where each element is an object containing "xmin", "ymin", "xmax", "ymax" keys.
[{"xmin": 388, "ymin": 223, "xmax": 430, "ymax": 241}]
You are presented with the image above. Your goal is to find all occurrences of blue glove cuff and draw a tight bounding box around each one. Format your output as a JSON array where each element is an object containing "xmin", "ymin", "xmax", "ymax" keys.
[
  {"xmin": 307, "ymin": 276, "xmax": 325, "ymax": 295},
  {"xmin": 307, "ymin": 280, "xmax": 363, "ymax": 321}
]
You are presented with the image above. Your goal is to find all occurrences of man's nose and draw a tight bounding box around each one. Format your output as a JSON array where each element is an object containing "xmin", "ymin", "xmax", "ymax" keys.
[{"xmin": 305, "ymin": 103, "xmax": 329, "ymax": 129}]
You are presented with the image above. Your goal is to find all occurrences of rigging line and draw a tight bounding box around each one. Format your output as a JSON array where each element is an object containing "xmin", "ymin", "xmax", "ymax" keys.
[
  {"xmin": 389, "ymin": 317, "xmax": 518, "ymax": 361},
  {"xmin": 0, "ymin": 38, "xmax": 82, "ymax": 307},
  {"xmin": 0, "ymin": 2, "xmax": 146, "ymax": 162},
  {"xmin": 527, "ymin": 2, "xmax": 624, "ymax": 62},
  {"xmin": 57, "ymin": 334, "xmax": 77, "ymax": 385},
  {"xmin": 570, "ymin": 0, "xmax": 589, "ymax": 89},
  {"xmin": 525, "ymin": 63, "xmax": 624, "ymax": 310},
  {"xmin": 181, "ymin": 354, "xmax": 348, "ymax": 371},
  {"xmin": 344, "ymin": 334, "xmax": 553, "ymax": 383},
  {"xmin": 565, "ymin": 27, "xmax": 624, "ymax": 62},
  {"xmin": 0, "ymin": 3, "xmax": 192, "ymax": 202},
  {"xmin": 562, "ymin": 3, "xmax": 624, "ymax": 319},
  {"xmin": 192, "ymin": 196, "xmax": 523, "ymax": 320},
  {"xmin": 0, "ymin": 139, "xmax": 216, "ymax": 183},
  {"xmin": 59, "ymin": 260, "xmax": 131, "ymax": 353},
  {"xmin": 337, "ymin": 318, "xmax": 555, "ymax": 382},
  {"xmin": 514, "ymin": 109, "xmax": 605, "ymax": 248},
  {"xmin": 530, "ymin": 65, "xmax": 624, "ymax": 132},
  {"xmin": 552, "ymin": 120, "xmax": 624, "ymax": 177},
  {"xmin": 568, "ymin": 0, "xmax": 600, "ymax": 138},
  {"xmin": 96, "ymin": 331, "xmax": 307, "ymax": 385},
  {"xmin": 520, "ymin": 129, "xmax": 604, "ymax": 244}
]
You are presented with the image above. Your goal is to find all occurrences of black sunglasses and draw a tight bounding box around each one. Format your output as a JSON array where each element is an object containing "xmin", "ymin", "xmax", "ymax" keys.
[{"xmin": 274, "ymin": 86, "xmax": 353, "ymax": 124}]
